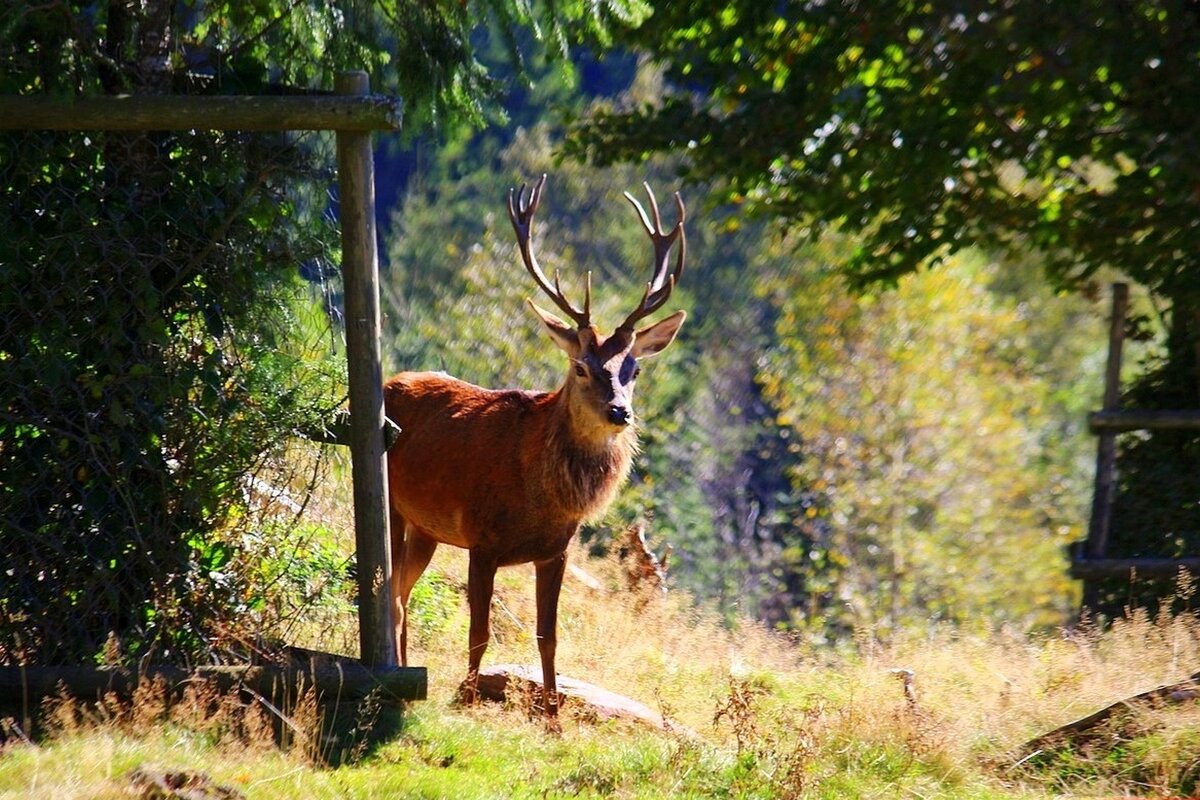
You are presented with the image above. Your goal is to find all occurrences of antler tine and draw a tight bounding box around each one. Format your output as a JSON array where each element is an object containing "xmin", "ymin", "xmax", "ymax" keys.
[
  {"xmin": 618, "ymin": 184, "xmax": 686, "ymax": 332},
  {"xmin": 507, "ymin": 174, "xmax": 591, "ymax": 328}
]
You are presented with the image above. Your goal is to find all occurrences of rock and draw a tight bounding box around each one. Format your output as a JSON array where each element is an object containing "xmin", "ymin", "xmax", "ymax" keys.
[{"xmin": 468, "ymin": 664, "xmax": 689, "ymax": 734}]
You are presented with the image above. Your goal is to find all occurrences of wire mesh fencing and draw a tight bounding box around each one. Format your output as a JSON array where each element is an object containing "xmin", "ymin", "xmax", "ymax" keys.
[{"xmin": 0, "ymin": 126, "xmax": 361, "ymax": 667}]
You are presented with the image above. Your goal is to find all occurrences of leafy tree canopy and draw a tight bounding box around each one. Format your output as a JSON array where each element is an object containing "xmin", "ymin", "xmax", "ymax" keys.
[
  {"xmin": 568, "ymin": 1, "xmax": 1200, "ymax": 302},
  {"xmin": 2, "ymin": 0, "xmax": 650, "ymax": 130}
]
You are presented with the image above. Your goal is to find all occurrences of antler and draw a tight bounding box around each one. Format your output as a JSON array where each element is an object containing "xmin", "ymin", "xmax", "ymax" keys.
[
  {"xmin": 617, "ymin": 182, "xmax": 686, "ymax": 333},
  {"xmin": 507, "ymin": 174, "xmax": 591, "ymax": 329}
]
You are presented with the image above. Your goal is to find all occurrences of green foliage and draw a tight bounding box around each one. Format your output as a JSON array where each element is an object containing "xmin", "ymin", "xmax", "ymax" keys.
[
  {"xmin": 406, "ymin": 571, "xmax": 460, "ymax": 647},
  {"xmin": 761, "ymin": 244, "xmax": 1095, "ymax": 634},
  {"xmin": 0, "ymin": 126, "xmax": 343, "ymax": 664},
  {"xmin": 569, "ymin": 1, "xmax": 1200, "ymax": 297},
  {"xmin": 1, "ymin": 0, "xmax": 649, "ymax": 133},
  {"xmin": 247, "ymin": 519, "xmax": 357, "ymax": 619}
]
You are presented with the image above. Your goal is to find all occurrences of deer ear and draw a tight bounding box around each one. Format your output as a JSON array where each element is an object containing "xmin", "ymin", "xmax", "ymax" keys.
[
  {"xmin": 632, "ymin": 310, "xmax": 686, "ymax": 359},
  {"xmin": 527, "ymin": 299, "xmax": 582, "ymax": 358}
]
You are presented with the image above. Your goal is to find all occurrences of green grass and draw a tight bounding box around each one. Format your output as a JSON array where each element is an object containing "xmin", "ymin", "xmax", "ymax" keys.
[{"xmin": 0, "ymin": 702, "xmax": 1040, "ymax": 799}]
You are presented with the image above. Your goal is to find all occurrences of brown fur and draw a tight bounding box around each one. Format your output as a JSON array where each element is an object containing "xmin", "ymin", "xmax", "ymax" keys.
[{"xmin": 384, "ymin": 370, "xmax": 637, "ymax": 565}]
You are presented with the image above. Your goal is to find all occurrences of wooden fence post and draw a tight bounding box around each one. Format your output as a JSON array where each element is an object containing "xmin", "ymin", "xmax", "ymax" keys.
[
  {"xmin": 336, "ymin": 71, "xmax": 396, "ymax": 668},
  {"xmin": 1080, "ymin": 282, "xmax": 1128, "ymax": 612}
]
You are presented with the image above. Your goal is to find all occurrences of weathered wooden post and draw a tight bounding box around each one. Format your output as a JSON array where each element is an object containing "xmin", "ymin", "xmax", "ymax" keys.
[
  {"xmin": 335, "ymin": 71, "xmax": 396, "ymax": 668},
  {"xmin": 1080, "ymin": 282, "xmax": 1127, "ymax": 612}
]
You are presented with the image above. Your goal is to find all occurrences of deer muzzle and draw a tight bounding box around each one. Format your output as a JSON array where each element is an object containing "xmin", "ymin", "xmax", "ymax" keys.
[{"xmin": 607, "ymin": 404, "xmax": 631, "ymax": 426}]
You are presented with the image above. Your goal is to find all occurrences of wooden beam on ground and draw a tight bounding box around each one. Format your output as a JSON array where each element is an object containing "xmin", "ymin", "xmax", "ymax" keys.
[
  {"xmin": 0, "ymin": 93, "xmax": 402, "ymax": 132},
  {"xmin": 1088, "ymin": 409, "xmax": 1200, "ymax": 433},
  {"xmin": 471, "ymin": 664, "xmax": 694, "ymax": 735},
  {"xmin": 1020, "ymin": 670, "xmax": 1200, "ymax": 756},
  {"xmin": 0, "ymin": 664, "xmax": 427, "ymax": 705}
]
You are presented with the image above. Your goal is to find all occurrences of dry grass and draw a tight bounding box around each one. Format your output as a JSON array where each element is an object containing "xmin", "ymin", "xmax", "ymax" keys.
[
  {"xmin": 405, "ymin": 541, "xmax": 800, "ymax": 731},
  {"xmin": 402, "ymin": 542, "xmax": 1200, "ymax": 796},
  {"xmin": 7, "ymin": 515, "xmax": 1200, "ymax": 797}
]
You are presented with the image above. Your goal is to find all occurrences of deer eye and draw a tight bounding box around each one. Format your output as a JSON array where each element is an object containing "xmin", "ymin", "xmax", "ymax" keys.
[{"xmin": 574, "ymin": 364, "xmax": 588, "ymax": 378}]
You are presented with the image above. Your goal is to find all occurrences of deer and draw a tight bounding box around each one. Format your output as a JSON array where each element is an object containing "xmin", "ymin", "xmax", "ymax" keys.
[{"xmin": 383, "ymin": 174, "xmax": 687, "ymax": 730}]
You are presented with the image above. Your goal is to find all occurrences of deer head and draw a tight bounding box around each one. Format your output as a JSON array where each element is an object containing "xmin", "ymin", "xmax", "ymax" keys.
[{"xmin": 507, "ymin": 174, "xmax": 687, "ymax": 434}]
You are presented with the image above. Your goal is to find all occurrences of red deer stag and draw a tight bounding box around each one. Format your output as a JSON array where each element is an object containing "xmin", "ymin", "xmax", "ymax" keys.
[{"xmin": 384, "ymin": 174, "xmax": 687, "ymax": 729}]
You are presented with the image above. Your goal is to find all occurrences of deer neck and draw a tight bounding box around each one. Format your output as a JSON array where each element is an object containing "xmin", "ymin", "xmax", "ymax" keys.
[{"xmin": 537, "ymin": 384, "xmax": 637, "ymax": 523}]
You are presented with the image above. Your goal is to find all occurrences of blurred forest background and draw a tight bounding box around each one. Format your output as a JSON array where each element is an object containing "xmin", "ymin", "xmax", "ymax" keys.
[
  {"xmin": 4, "ymin": 1, "xmax": 1197, "ymax": 667},
  {"xmin": 373, "ymin": 44, "xmax": 1107, "ymax": 640}
]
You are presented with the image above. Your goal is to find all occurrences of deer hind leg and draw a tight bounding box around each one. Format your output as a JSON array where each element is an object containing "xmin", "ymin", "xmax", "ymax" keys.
[
  {"xmin": 390, "ymin": 516, "xmax": 438, "ymax": 667},
  {"xmin": 461, "ymin": 548, "xmax": 498, "ymax": 706},
  {"xmin": 534, "ymin": 551, "xmax": 567, "ymax": 731}
]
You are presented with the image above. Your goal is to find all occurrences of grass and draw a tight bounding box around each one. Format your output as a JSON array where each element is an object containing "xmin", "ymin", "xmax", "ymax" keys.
[{"xmin": 4, "ymin": 541, "xmax": 1200, "ymax": 798}]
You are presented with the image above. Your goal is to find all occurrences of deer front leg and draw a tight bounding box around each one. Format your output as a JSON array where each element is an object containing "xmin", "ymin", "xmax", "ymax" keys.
[
  {"xmin": 535, "ymin": 551, "xmax": 567, "ymax": 732},
  {"xmin": 390, "ymin": 520, "xmax": 438, "ymax": 666},
  {"xmin": 461, "ymin": 548, "xmax": 498, "ymax": 705}
]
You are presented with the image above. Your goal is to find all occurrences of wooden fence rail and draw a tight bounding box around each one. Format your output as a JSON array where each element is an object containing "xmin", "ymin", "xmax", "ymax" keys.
[
  {"xmin": 0, "ymin": 93, "xmax": 401, "ymax": 132},
  {"xmin": 0, "ymin": 663, "xmax": 426, "ymax": 706},
  {"xmin": 1088, "ymin": 409, "xmax": 1200, "ymax": 433},
  {"xmin": 1073, "ymin": 282, "xmax": 1200, "ymax": 590}
]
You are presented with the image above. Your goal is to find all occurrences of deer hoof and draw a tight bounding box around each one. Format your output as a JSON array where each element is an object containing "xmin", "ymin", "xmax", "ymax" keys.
[{"xmin": 453, "ymin": 679, "xmax": 480, "ymax": 707}]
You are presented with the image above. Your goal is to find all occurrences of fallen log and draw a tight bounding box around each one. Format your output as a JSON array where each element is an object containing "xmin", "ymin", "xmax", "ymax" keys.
[{"xmin": 1020, "ymin": 669, "xmax": 1200, "ymax": 756}]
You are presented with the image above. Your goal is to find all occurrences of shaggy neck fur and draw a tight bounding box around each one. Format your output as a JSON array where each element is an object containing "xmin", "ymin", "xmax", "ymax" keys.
[{"xmin": 537, "ymin": 385, "xmax": 638, "ymax": 524}]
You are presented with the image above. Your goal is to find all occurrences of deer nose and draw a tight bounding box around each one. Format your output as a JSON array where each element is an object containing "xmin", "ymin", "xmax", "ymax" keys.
[{"xmin": 607, "ymin": 404, "xmax": 631, "ymax": 426}]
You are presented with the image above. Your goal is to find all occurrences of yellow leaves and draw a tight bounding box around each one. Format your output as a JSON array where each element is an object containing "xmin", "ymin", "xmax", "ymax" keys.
[
  {"xmin": 1015, "ymin": 53, "xmax": 1044, "ymax": 73},
  {"xmin": 759, "ymin": 246, "xmax": 1083, "ymax": 628}
]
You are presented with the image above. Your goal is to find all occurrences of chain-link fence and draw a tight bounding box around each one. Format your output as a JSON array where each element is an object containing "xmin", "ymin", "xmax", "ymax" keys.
[{"xmin": 0, "ymin": 125, "xmax": 363, "ymax": 667}]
